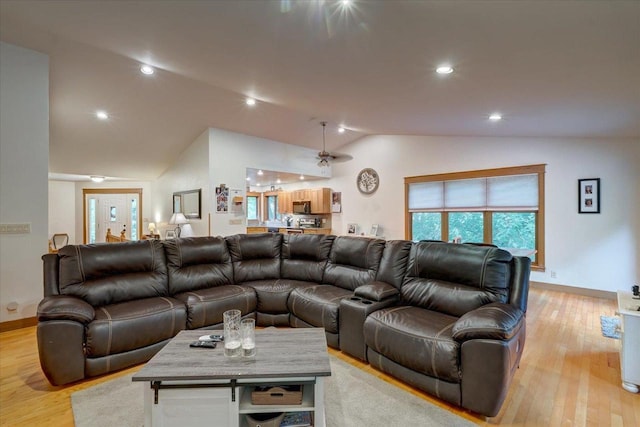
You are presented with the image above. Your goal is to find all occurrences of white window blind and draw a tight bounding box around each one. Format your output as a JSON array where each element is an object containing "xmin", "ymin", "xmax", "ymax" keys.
[
  {"xmin": 409, "ymin": 174, "xmax": 538, "ymax": 211},
  {"xmin": 408, "ymin": 181, "xmax": 443, "ymax": 210},
  {"xmin": 444, "ymin": 178, "xmax": 486, "ymax": 209},
  {"xmin": 487, "ymin": 174, "xmax": 538, "ymax": 209}
]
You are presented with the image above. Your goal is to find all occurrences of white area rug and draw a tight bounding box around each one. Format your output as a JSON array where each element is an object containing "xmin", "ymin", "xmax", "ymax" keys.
[{"xmin": 72, "ymin": 356, "xmax": 475, "ymax": 427}]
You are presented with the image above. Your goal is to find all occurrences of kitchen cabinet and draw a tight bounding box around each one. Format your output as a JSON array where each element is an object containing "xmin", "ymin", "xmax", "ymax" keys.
[
  {"xmin": 278, "ymin": 191, "xmax": 292, "ymax": 214},
  {"xmin": 310, "ymin": 188, "xmax": 331, "ymax": 214},
  {"xmin": 302, "ymin": 228, "xmax": 331, "ymax": 235},
  {"xmin": 246, "ymin": 227, "xmax": 267, "ymax": 234},
  {"xmin": 279, "ymin": 188, "xmax": 331, "ymax": 214},
  {"xmin": 291, "ymin": 189, "xmax": 310, "ymax": 202}
]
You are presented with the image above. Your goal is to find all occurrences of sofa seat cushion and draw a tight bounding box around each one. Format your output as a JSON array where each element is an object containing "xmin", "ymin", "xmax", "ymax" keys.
[
  {"xmin": 245, "ymin": 279, "xmax": 317, "ymax": 314},
  {"xmin": 364, "ymin": 306, "xmax": 461, "ymax": 383},
  {"xmin": 86, "ymin": 297, "xmax": 186, "ymax": 358},
  {"xmin": 287, "ymin": 285, "xmax": 353, "ymax": 334},
  {"xmin": 174, "ymin": 285, "xmax": 257, "ymax": 329}
]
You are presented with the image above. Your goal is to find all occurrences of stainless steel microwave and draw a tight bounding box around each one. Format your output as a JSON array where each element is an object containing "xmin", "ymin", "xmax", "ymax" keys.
[{"xmin": 292, "ymin": 201, "xmax": 311, "ymax": 214}]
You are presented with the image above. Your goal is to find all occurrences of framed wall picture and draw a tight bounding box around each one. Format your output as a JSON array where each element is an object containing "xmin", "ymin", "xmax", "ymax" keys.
[
  {"xmin": 578, "ymin": 178, "xmax": 600, "ymax": 214},
  {"xmin": 347, "ymin": 223, "xmax": 358, "ymax": 235},
  {"xmin": 370, "ymin": 224, "xmax": 379, "ymax": 236},
  {"xmin": 332, "ymin": 191, "xmax": 342, "ymax": 213}
]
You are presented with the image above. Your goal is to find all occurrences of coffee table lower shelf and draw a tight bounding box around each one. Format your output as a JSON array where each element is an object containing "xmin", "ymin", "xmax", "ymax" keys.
[{"xmin": 141, "ymin": 377, "xmax": 324, "ymax": 427}]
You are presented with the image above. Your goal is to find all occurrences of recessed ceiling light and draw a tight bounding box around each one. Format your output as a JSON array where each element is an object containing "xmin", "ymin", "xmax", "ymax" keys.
[
  {"xmin": 257, "ymin": 169, "xmax": 264, "ymax": 175},
  {"xmin": 140, "ymin": 65, "xmax": 154, "ymax": 75},
  {"xmin": 489, "ymin": 113, "xmax": 503, "ymax": 122},
  {"xmin": 299, "ymin": 175, "xmax": 305, "ymax": 180},
  {"xmin": 96, "ymin": 111, "xmax": 109, "ymax": 120},
  {"xmin": 436, "ymin": 65, "xmax": 454, "ymax": 75},
  {"xmin": 90, "ymin": 176, "xmax": 105, "ymax": 183},
  {"xmin": 246, "ymin": 177, "xmax": 251, "ymax": 181},
  {"xmin": 338, "ymin": 126, "xmax": 346, "ymax": 133},
  {"xmin": 257, "ymin": 183, "xmax": 261, "ymax": 186},
  {"xmin": 276, "ymin": 179, "xmax": 281, "ymax": 184},
  {"xmin": 246, "ymin": 98, "xmax": 256, "ymax": 106},
  {"xmin": 341, "ymin": 0, "xmax": 353, "ymax": 6}
]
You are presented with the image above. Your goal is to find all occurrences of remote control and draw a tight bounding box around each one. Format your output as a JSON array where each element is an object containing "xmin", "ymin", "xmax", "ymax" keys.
[
  {"xmin": 189, "ymin": 341, "xmax": 217, "ymax": 349},
  {"xmin": 199, "ymin": 334, "xmax": 224, "ymax": 342}
]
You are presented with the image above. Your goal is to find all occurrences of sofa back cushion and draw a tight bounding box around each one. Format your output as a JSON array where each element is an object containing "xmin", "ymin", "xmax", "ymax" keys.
[
  {"xmin": 57, "ymin": 240, "xmax": 168, "ymax": 307},
  {"xmin": 323, "ymin": 236, "xmax": 385, "ymax": 291},
  {"xmin": 402, "ymin": 242, "xmax": 512, "ymax": 317},
  {"xmin": 375, "ymin": 240, "xmax": 413, "ymax": 289},
  {"xmin": 164, "ymin": 237, "xmax": 234, "ymax": 294},
  {"xmin": 281, "ymin": 234, "xmax": 335, "ymax": 282},
  {"xmin": 226, "ymin": 233, "xmax": 282, "ymax": 283}
]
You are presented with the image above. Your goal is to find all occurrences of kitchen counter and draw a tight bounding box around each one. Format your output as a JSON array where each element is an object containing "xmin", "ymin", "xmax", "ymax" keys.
[{"xmin": 246, "ymin": 226, "xmax": 331, "ymax": 235}]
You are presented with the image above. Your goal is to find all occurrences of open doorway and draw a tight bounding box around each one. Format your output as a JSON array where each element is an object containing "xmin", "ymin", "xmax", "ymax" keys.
[{"xmin": 83, "ymin": 188, "xmax": 142, "ymax": 243}]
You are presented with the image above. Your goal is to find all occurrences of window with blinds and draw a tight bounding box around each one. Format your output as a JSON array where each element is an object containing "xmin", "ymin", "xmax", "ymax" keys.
[
  {"xmin": 408, "ymin": 174, "xmax": 538, "ymax": 212},
  {"xmin": 405, "ymin": 165, "xmax": 545, "ymax": 270}
]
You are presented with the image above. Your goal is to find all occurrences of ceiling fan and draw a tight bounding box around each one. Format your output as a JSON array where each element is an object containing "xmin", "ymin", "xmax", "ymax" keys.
[{"xmin": 316, "ymin": 121, "xmax": 353, "ymax": 167}]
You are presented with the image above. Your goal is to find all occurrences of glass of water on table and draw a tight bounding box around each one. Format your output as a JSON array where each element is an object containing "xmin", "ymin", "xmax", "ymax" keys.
[{"xmin": 241, "ymin": 318, "xmax": 256, "ymax": 357}]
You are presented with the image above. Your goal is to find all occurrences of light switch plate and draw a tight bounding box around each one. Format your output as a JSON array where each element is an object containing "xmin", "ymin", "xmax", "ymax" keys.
[{"xmin": 0, "ymin": 223, "xmax": 31, "ymax": 234}]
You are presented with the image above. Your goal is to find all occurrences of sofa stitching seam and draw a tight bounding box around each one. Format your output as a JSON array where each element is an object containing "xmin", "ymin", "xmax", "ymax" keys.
[{"xmin": 76, "ymin": 246, "xmax": 85, "ymax": 283}]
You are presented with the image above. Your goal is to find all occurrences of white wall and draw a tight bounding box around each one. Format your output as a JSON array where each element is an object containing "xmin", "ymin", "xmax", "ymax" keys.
[
  {"xmin": 208, "ymin": 128, "xmax": 331, "ymax": 236},
  {"xmin": 0, "ymin": 43, "xmax": 49, "ymax": 322},
  {"xmin": 329, "ymin": 135, "xmax": 640, "ymax": 293},
  {"xmin": 48, "ymin": 181, "xmax": 77, "ymax": 244},
  {"xmin": 152, "ymin": 130, "xmax": 210, "ymax": 237}
]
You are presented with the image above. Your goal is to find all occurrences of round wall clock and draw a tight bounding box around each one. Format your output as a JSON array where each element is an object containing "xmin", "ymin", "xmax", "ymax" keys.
[{"xmin": 357, "ymin": 168, "xmax": 380, "ymax": 194}]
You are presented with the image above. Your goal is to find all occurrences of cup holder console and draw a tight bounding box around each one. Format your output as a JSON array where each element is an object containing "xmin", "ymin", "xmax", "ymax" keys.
[{"xmin": 340, "ymin": 294, "xmax": 390, "ymax": 361}]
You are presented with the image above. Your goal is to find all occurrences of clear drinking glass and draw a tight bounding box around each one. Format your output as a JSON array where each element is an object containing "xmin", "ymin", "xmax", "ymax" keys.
[
  {"xmin": 241, "ymin": 318, "xmax": 256, "ymax": 357},
  {"xmin": 223, "ymin": 309, "xmax": 242, "ymax": 357}
]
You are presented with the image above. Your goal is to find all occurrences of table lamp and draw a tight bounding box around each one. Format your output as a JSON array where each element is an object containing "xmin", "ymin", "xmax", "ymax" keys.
[{"xmin": 169, "ymin": 213, "xmax": 188, "ymax": 237}]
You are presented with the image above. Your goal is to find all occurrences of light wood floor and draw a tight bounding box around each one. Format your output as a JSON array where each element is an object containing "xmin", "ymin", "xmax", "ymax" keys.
[{"xmin": 0, "ymin": 287, "xmax": 638, "ymax": 426}]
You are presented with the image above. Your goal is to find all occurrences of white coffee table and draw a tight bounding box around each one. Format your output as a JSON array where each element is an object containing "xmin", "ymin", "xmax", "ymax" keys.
[{"xmin": 132, "ymin": 328, "xmax": 331, "ymax": 427}]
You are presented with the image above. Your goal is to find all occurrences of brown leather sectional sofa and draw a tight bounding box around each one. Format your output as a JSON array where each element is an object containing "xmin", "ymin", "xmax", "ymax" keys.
[{"xmin": 38, "ymin": 233, "xmax": 530, "ymax": 416}]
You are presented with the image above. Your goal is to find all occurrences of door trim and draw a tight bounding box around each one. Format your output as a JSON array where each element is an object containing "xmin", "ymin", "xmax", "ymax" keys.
[{"xmin": 83, "ymin": 188, "xmax": 143, "ymax": 244}]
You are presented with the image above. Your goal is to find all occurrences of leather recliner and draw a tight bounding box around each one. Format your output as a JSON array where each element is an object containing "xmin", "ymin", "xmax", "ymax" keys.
[
  {"xmin": 38, "ymin": 240, "xmax": 187, "ymax": 385},
  {"xmin": 362, "ymin": 241, "xmax": 530, "ymax": 417},
  {"xmin": 287, "ymin": 235, "xmax": 385, "ymax": 348}
]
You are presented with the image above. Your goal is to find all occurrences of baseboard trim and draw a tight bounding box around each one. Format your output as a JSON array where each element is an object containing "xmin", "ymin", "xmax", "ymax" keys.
[
  {"xmin": 530, "ymin": 281, "xmax": 616, "ymax": 300},
  {"xmin": 0, "ymin": 316, "xmax": 37, "ymax": 333}
]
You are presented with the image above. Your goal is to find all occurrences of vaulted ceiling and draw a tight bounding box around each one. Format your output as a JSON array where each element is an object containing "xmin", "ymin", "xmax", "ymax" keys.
[{"xmin": 1, "ymin": 0, "xmax": 638, "ymax": 180}]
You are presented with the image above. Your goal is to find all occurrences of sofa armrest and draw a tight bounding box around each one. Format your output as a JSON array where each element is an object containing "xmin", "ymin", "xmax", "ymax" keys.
[
  {"xmin": 354, "ymin": 281, "xmax": 399, "ymax": 302},
  {"xmin": 452, "ymin": 302, "xmax": 523, "ymax": 342},
  {"xmin": 37, "ymin": 295, "xmax": 95, "ymax": 324}
]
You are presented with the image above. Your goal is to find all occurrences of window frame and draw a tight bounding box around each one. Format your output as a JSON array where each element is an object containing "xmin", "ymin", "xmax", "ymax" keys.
[
  {"xmin": 262, "ymin": 191, "xmax": 280, "ymax": 221},
  {"xmin": 246, "ymin": 191, "xmax": 261, "ymax": 221},
  {"xmin": 405, "ymin": 164, "xmax": 545, "ymax": 271}
]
